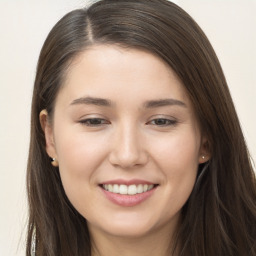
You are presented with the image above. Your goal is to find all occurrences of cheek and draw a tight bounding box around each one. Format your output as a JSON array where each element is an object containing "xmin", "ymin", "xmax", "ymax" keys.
[
  {"xmin": 55, "ymin": 128, "xmax": 108, "ymax": 175},
  {"xmin": 149, "ymin": 129, "xmax": 200, "ymax": 209},
  {"xmin": 150, "ymin": 128, "xmax": 200, "ymax": 169},
  {"xmin": 54, "ymin": 129, "xmax": 108, "ymax": 203},
  {"xmin": 54, "ymin": 136, "xmax": 105, "ymax": 216}
]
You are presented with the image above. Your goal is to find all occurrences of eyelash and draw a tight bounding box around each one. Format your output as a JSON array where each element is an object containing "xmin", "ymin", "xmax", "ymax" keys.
[
  {"xmin": 79, "ymin": 118, "xmax": 110, "ymax": 126},
  {"xmin": 146, "ymin": 118, "xmax": 177, "ymax": 126},
  {"xmin": 79, "ymin": 118, "xmax": 177, "ymax": 127}
]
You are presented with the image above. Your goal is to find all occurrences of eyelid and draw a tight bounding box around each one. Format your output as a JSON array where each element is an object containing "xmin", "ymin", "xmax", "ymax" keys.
[
  {"xmin": 146, "ymin": 115, "xmax": 178, "ymax": 126},
  {"xmin": 78, "ymin": 117, "xmax": 110, "ymax": 126},
  {"xmin": 77, "ymin": 115, "xmax": 178, "ymax": 127}
]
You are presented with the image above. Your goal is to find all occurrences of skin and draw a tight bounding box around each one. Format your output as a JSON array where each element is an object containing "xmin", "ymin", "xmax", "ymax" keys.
[{"xmin": 40, "ymin": 45, "xmax": 210, "ymax": 256}]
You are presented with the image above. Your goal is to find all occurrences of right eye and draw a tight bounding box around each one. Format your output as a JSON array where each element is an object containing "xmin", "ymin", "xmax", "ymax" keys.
[{"xmin": 79, "ymin": 118, "xmax": 110, "ymax": 127}]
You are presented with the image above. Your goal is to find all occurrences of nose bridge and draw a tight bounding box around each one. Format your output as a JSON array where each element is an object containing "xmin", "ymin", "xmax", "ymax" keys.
[
  {"xmin": 119, "ymin": 122, "xmax": 139, "ymax": 154},
  {"xmin": 109, "ymin": 120, "xmax": 147, "ymax": 168}
]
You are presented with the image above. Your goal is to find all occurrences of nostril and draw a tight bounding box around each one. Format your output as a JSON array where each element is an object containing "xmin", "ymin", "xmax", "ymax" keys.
[{"xmin": 108, "ymin": 150, "xmax": 149, "ymax": 169}]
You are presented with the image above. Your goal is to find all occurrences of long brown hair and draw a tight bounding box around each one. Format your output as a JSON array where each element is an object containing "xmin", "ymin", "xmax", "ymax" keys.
[{"xmin": 26, "ymin": 0, "xmax": 256, "ymax": 255}]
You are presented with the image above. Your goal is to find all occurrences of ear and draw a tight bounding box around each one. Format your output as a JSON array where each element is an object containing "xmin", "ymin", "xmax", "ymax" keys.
[
  {"xmin": 39, "ymin": 110, "xmax": 57, "ymax": 159},
  {"xmin": 198, "ymin": 136, "xmax": 211, "ymax": 164}
]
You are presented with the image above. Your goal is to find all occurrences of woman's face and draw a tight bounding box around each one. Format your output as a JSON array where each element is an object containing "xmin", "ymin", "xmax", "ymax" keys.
[{"xmin": 41, "ymin": 45, "xmax": 209, "ymax": 239}]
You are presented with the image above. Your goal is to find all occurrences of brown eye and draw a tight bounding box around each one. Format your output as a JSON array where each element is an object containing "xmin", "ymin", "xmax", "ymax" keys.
[
  {"xmin": 148, "ymin": 118, "xmax": 177, "ymax": 126},
  {"xmin": 79, "ymin": 118, "xmax": 110, "ymax": 126}
]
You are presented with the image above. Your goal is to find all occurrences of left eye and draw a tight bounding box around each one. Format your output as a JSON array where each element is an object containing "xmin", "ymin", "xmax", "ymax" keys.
[
  {"xmin": 147, "ymin": 118, "xmax": 177, "ymax": 126},
  {"xmin": 79, "ymin": 118, "xmax": 110, "ymax": 126}
]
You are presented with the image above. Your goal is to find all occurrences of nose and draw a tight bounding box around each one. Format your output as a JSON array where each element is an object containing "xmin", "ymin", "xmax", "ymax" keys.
[{"xmin": 108, "ymin": 124, "xmax": 148, "ymax": 169}]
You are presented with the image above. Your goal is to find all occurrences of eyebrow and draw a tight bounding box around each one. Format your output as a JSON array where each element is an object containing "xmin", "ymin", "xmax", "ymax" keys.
[
  {"xmin": 70, "ymin": 96, "xmax": 112, "ymax": 107},
  {"xmin": 143, "ymin": 98, "xmax": 187, "ymax": 108},
  {"xmin": 70, "ymin": 96, "xmax": 186, "ymax": 108}
]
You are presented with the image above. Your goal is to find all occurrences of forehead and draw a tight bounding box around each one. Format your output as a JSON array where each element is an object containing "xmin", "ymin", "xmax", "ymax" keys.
[{"xmin": 57, "ymin": 45, "xmax": 190, "ymax": 107}]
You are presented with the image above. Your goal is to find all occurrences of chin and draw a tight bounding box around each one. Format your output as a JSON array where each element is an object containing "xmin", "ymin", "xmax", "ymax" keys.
[
  {"xmin": 99, "ymin": 222, "xmax": 155, "ymax": 238},
  {"xmin": 88, "ymin": 211, "xmax": 175, "ymax": 239}
]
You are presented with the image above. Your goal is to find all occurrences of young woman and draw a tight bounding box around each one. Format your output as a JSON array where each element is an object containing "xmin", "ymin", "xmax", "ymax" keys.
[{"xmin": 26, "ymin": 0, "xmax": 256, "ymax": 255}]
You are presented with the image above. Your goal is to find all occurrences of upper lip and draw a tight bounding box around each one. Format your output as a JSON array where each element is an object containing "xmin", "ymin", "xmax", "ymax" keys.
[{"xmin": 100, "ymin": 179, "xmax": 157, "ymax": 186}]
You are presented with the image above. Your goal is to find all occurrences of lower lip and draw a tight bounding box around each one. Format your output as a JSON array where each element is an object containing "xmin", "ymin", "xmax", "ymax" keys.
[{"xmin": 101, "ymin": 186, "xmax": 157, "ymax": 207}]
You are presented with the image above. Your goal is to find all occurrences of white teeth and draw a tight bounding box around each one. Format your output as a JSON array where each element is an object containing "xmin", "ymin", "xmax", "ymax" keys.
[
  {"xmin": 108, "ymin": 184, "xmax": 113, "ymax": 192},
  {"xmin": 102, "ymin": 184, "xmax": 155, "ymax": 195},
  {"xmin": 119, "ymin": 184, "xmax": 128, "ymax": 194},
  {"xmin": 113, "ymin": 184, "xmax": 119, "ymax": 193},
  {"xmin": 137, "ymin": 184, "xmax": 143, "ymax": 193},
  {"xmin": 148, "ymin": 184, "xmax": 154, "ymax": 190},
  {"xmin": 128, "ymin": 185, "xmax": 137, "ymax": 195}
]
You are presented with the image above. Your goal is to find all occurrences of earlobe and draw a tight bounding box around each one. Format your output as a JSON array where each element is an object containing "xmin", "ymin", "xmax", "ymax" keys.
[
  {"xmin": 198, "ymin": 136, "xmax": 211, "ymax": 164},
  {"xmin": 51, "ymin": 158, "xmax": 59, "ymax": 167},
  {"xmin": 39, "ymin": 109, "xmax": 57, "ymax": 160},
  {"xmin": 199, "ymin": 154, "xmax": 210, "ymax": 164}
]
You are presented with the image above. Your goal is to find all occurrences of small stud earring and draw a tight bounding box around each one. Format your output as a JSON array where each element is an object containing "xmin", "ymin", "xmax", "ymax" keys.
[
  {"xmin": 201, "ymin": 155, "xmax": 205, "ymax": 160},
  {"xmin": 51, "ymin": 157, "xmax": 59, "ymax": 167}
]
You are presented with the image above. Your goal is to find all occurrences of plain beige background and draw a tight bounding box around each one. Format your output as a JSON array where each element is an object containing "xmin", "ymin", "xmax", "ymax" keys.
[{"xmin": 0, "ymin": 0, "xmax": 255, "ymax": 255}]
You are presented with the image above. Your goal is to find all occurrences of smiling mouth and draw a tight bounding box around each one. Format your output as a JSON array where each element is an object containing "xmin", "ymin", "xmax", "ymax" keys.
[{"xmin": 100, "ymin": 184, "xmax": 159, "ymax": 195}]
